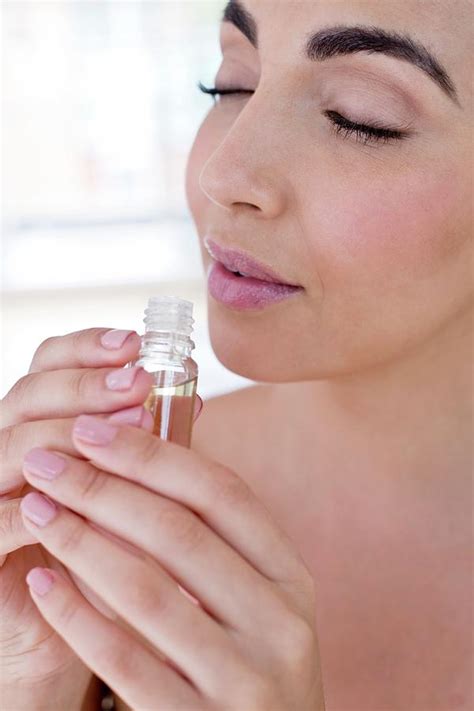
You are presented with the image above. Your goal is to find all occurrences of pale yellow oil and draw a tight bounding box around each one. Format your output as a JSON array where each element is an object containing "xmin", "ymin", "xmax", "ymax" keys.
[{"xmin": 143, "ymin": 376, "xmax": 198, "ymax": 448}]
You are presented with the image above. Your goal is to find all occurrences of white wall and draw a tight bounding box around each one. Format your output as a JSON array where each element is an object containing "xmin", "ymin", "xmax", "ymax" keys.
[{"xmin": 2, "ymin": 1, "xmax": 255, "ymax": 401}]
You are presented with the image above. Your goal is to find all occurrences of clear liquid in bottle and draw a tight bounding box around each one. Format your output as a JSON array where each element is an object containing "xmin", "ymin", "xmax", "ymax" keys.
[{"xmin": 144, "ymin": 374, "xmax": 198, "ymax": 448}]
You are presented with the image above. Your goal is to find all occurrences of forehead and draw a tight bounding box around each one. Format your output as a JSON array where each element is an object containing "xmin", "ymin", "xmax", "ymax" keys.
[
  {"xmin": 221, "ymin": 0, "xmax": 472, "ymax": 102},
  {"xmin": 237, "ymin": 0, "xmax": 470, "ymax": 38}
]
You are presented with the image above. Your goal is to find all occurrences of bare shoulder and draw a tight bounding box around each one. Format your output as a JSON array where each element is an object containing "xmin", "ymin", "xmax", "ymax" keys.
[{"xmin": 190, "ymin": 383, "xmax": 273, "ymax": 473}]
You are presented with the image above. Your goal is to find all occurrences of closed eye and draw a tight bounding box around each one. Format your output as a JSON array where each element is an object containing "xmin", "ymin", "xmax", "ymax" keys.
[
  {"xmin": 323, "ymin": 110, "xmax": 409, "ymax": 144},
  {"xmin": 197, "ymin": 81, "xmax": 411, "ymax": 145},
  {"xmin": 198, "ymin": 81, "xmax": 252, "ymax": 100}
]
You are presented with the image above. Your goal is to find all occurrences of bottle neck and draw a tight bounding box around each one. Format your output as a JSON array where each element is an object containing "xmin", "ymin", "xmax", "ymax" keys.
[{"xmin": 138, "ymin": 329, "xmax": 195, "ymax": 369}]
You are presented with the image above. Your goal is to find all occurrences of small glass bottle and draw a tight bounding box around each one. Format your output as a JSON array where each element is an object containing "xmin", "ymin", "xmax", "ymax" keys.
[{"xmin": 128, "ymin": 295, "xmax": 198, "ymax": 448}]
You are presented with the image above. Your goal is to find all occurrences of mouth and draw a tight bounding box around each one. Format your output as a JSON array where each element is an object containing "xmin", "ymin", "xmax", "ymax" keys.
[{"xmin": 203, "ymin": 235, "xmax": 301, "ymax": 287}]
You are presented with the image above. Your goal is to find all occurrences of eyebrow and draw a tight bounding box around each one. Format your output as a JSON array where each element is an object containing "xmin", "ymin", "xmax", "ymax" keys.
[{"xmin": 222, "ymin": 0, "xmax": 460, "ymax": 106}]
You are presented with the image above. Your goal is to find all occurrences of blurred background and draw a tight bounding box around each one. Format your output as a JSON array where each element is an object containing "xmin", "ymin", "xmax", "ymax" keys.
[{"xmin": 1, "ymin": 0, "xmax": 254, "ymax": 400}]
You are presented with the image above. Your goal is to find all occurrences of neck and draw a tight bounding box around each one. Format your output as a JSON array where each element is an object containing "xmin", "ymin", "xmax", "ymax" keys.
[{"xmin": 276, "ymin": 305, "xmax": 472, "ymax": 499}]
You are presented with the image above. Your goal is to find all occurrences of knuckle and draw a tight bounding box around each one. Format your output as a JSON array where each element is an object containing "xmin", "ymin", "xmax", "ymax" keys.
[
  {"xmin": 83, "ymin": 327, "xmax": 106, "ymax": 341},
  {"xmin": 80, "ymin": 465, "xmax": 107, "ymax": 501},
  {"xmin": 4, "ymin": 375, "xmax": 34, "ymax": 422},
  {"xmin": 0, "ymin": 501, "xmax": 20, "ymax": 540},
  {"xmin": 57, "ymin": 518, "xmax": 86, "ymax": 555},
  {"xmin": 101, "ymin": 637, "xmax": 136, "ymax": 678},
  {"xmin": 212, "ymin": 467, "xmax": 252, "ymax": 509},
  {"xmin": 29, "ymin": 336, "xmax": 56, "ymax": 371},
  {"xmin": 160, "ymin": 505, "xmax": 205, "ymax": 553},
  {"xmin": 69, "ymin": 328, "xmax": 88, "ymax": 353},
  {"xmin": 69, "ymin": 328, "xmax": 105, "ymax": 358},
  {"xmin": 69, "ymin": 369, "xmax": 90, "ymax": 400},
  {"xmin": 0, "ymin": 424, "xmax": 18, "ymax": 470},
  {"xmin": 56, "ymin": 590, "xmax": 81, "ymax": 628},
  {"xmin": 139, "ymin": 435, "xmax": 162, "ymax": 467},
  {"xmin": 126, "ymin": 562, "xmax": 169, "ymax": 618},
  {"xmin": 0, "ymin": 398, "xmax": 9, "ymax": 429}
]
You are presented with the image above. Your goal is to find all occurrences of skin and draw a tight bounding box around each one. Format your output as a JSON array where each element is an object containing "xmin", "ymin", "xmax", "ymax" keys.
[
  {"xmin": 0, "ymin": 330, "xmax": 203, "ymax": 709},
  {"xmin": 187, "ymin": 0, "xmax": 472, "ymax": 383},
  {"xmin": 0, "ymin": 0, "xmax": 471, "ymax": 709},
  {"xmin": 1, "ymin": 327, "xmax": 321, "ymax": 711},
  {"xmin": 185, "ymin": 0, "xmax": 473, "ymax": 708},
  {"xmin": 19, "ymin": 420, "xmax": 324, "ymax": 710},
  {"xmin": 0, "ymin": 330, "xmax": 152, "ymax": 710}
]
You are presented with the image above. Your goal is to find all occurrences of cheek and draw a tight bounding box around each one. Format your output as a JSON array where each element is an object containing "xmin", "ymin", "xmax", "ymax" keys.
[
  {"xmin": 315, "ymin": 166, "xmax": 470, "ymax": 289},
  {"xmin": 298, "ymin": 161, "xmax": 472, "ymax": 368}
]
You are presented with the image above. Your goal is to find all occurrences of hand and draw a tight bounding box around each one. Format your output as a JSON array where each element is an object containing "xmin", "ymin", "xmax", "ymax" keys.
[
  {"xmin": 18, "ymin": 415, "xmax": 325, "ymax": 710},
  {"xmin": 0, "ymin": 326, "xmax": 202, "ymax": 705}
]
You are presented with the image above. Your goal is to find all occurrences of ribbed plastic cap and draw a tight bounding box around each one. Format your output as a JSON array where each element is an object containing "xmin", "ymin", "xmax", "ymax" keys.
[{"xmin": 143, "ymin": 296, "xmax": 194, "ymax": 337}]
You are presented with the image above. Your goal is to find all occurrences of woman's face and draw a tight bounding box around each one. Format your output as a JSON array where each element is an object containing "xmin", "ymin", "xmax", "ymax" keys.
[{"xmin": 185, "ymin": 0, "xmax": 472, "ymax": 382}]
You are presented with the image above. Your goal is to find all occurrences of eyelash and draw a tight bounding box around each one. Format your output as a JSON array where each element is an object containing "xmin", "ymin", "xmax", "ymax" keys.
[{"xmin": 197, "ymin": 81, "xmax": 408, "ymax": 145}]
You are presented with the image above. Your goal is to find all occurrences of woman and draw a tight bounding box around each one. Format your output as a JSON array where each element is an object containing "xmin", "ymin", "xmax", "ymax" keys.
[{"xmin": 1, "ymin": 1, "xmax": 472, "ymax": 709}]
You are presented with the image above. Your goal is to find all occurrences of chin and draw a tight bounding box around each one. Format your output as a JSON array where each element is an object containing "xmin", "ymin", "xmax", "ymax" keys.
[
  {"xmin": 206, "ymin": 304, "xmax": 267, "ymax": 381},
  {"xmin": 206, "ymin": 297, "xmax": 319, "ymax": 383}
]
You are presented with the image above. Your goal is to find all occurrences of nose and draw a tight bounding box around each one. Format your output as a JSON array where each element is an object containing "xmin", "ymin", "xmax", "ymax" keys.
[{"xmin": 198, "ymin": 102, "xmax": 287, "ymax": 218}]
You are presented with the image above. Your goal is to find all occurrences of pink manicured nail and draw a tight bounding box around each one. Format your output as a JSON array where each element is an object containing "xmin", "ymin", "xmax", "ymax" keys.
[
  {"xmin": 73, "ymin": 415, "xmax": 118, "ymax": 445},
  {"xmin": 100, "ymin": 329, "xmax": 136, "ymax": 349},
  {"xmin": 105, "ymin": 366, "xmax": 140, "ymax": 391},
  {"xmin": 21, "ymin": 492, "xmax": 57, "ymax": 527},
  {"xmin": 23, "ymin": 448, "xmax": 66, "ymax": 480},
  {"xmin": 26, "ymin": 567, "xmax": 55, "ymax": 596},
  {"xmin": 108, "ymin": 406, "xmax": 154, "ymax": 432},
  {"xmin": 108, "ymin": 405, "xmax": 145, "ymax": 426}
]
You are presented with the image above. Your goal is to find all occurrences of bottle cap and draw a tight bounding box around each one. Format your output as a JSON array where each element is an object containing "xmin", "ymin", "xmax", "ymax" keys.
[{"xmin": 143, "ymin": 295, "xmax": 194, "ymax": 337}]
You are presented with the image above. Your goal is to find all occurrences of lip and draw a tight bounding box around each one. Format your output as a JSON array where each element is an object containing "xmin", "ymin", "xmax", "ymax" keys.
[
  {"xmin": 207, "ymin": 261, "xmax": 303, "ymax": 310},
  {"xmin": 203, "ymin": 236, "xmax": 300, "ymax": 286}
]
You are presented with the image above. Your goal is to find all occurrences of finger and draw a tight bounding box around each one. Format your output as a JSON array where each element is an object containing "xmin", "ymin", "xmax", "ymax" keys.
[
  {"xmin": 20, "ymin": 495, "xmax": 252, "ymax": 698},
  {"xmin": 28, "ymin": 328, "xmax": 141, "ymax": 374},
  {"xmin": 25, "ymin": 567, "xmax": 199, "ymax": 710},
  {"xmin": 193, "ymin": 394, "xmax": 203, "ymax": 422},
  {"xmin": 22, "ymin": 449, "xmax": 285, "ymax": 631},
  {"xmin": 2, "ymin": 365, "xmax": 154, "ymax": 429},
  {"xmin": 71, "ymin": 416, "xmax": 307, "ymax": 586},
  {"xmin": 1, "ymin": 407, "xmax": 153, "ymax": 495},
  {"xmin": 0, "ymin": 498, "xmax": 37, "ymax": 565}
]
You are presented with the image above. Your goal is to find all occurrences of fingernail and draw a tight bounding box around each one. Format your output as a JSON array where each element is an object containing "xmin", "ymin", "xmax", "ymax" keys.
[
  {"xmin": 23, "ymin": 448, "xmax": 66, "ymax": 480},
  {"xmin": 26, "ymin": 567, "xmax": 55, "ymax": 596},
  {"xmin": 108, "ymin": 406, "xmax": 154, "ymax": 432},
  {"xmin": 100, "ymin": 329, "xmax": 136, "ymax": 349},
  {"xmin": 73, "ymin": 415, "xmax": 118, "ymax": 445},
  {"xmin": 105, "ymin": 366, "xmax": 140, "ymax": 391},
  {"xmin": 21, "ymin": 492, "xmax": 57, "ymax": 527}
]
